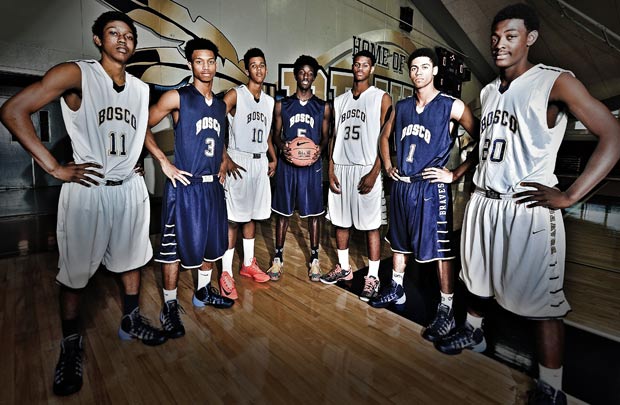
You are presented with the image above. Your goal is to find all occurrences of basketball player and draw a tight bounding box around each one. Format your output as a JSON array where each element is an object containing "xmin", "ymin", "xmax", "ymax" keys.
[
  {"xmin": 374, "ymin": 48, "xmax": 479, "ymax": 343},
  {"xmin": 321, "ymin": 50, "xmax": 393, "ymax": 303},
  {"xmin": 145, "ymin": 38, "xmax": 234, "ymax": 339},
  {"xmin": 434, "ymin": 4, "xmax": 620, "ymax": 404},
  {"xmin": 221, "ymin": 48, "xmax": 276, "ymax": 298},
  {"xmin": 0, "ymin": 11, "xmax": 167, "ymax": 396},
  {"xmin": 268, "ymin": 55, "xmax": 331, "ymax": 281}
]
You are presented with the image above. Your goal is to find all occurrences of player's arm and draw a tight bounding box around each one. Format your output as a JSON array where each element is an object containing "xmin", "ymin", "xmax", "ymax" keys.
[
  {"xmin": 359, "ymin": 93, "xmax": 393, "ymax": 194},
  {"xmin": 515, "ymin": 73, "xmax": 620, "ymax": 209},
  {"xmin": 315, "ymin": 102, "xmax": 331, "ymax": 161},
  {"xmin": 0, "ymin": 62, "xmax": 103, "ymax": 186},
  {"xmin": 144, "ymin": 90, "xmax": 192, "ymax": 187},
  {"xmin": 271, "ymin": 100, "xmax": 290, "ymax": 162},
  {"xmin": 423, "ymin": 99, "xmax": 480, "ymax": 183},
  {"xmin": 223, "ymin": 87, "xmax": 237, "ymax": 115},
  {"xmin": 328, "ymin": 101, "xmax": 340, "ymax": 193},
  {"xmin": 380, "ymin": 102, "xmax": 398, "ymax": 181},
  {"xmin": 266, "ymin": 126, "xmax": 277, "ymax": 177}
]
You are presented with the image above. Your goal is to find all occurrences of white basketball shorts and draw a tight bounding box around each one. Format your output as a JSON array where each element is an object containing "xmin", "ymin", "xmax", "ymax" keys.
[
  {"xmin": 56, "ymin": 175, "xmax": 153, "ymax": 289},
  {"xmin": 460, "ymin": 190, "xmax": 570, "ymax": 318},
  {"xmin": 327, "ymin": 164, "xmax": 386, "ymax": 230},
  {"xmin": 224, "ymin": 149, "xmax": 272, "ymax": 223}
]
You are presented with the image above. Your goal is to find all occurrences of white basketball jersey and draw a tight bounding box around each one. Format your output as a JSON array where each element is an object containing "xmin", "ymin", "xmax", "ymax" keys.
[
  {"xmin": 60, "ymin": 60, "xmax": 149, "ymax": 182},
  {"xmin": 228, "ymin": 85, "xmax": 274, "ymax": 153},
  {"xmin": 474, "ymin": 64, "xmax": 572, "ymax": 193},
  {"xmin": 332, "ymin": 86, "xmax": 385, "ymax": 165}
]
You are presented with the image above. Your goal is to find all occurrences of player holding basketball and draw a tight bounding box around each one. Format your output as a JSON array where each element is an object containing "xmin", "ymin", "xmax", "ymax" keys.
[
  {"xmin": 0, "ymin": 11, "xmax": 166, "ymax": 396},
  {"xmin": 433, "ymin": 4, "xmax": 620, "ymax": 404},
  {"xmin": 145, "ymin": 38, "xmax": 234, "ymax": 339},
  {"xmin": 267, "ymin": 55, "xmax": 331, "ymax": 281},
  {"xmin": 374, "ymin": 49, "xmax": 479, "ymax": 343},
  {"xmin": 221, "ymin": 48, "xmax": 276, "ymax": 298},
  {"xmin": 321, "ymin": 50, "xmax": 393, "ymax": 303}
]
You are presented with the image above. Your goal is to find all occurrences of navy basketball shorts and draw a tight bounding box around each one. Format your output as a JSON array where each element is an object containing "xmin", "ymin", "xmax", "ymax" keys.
[
  {"xmin": 385, "ymin": 180, "xmax": 456, "ymax": 262},
  {"xmin": 155, "ymin": 178, "xmax": 228, "ymax": 268},
  {"xmin": 271, "ymin": 158, "xmax": 324, "ymax": 217}
]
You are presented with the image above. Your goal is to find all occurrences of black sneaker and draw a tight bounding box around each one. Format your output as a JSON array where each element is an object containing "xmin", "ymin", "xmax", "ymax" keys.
[
  {"xmin": 192, "ymin": 283, "xmax": 235, "ymax": 309},
  {"xmin": 160, "ymin": 300, "xmax": 186, "ymax": 339},
  {"xmin": 118, "ymin": 308, "xmax": 167, "ymax": 346},
  {"xmin": 421, "ymin": 303, "xmax": 455, "ymax": 342},
  {"xmin": 369, "ymin": 280, "xmax": 406, "ymax": 310},
  {"xmin": 527, "ymin": 380, "xmax": 567, "ymax": 405},
  {"xmin": 53, "ymin": 334, "xmax": 83, "ymax": 396},
  {"xmin": 434, "ymin": 322, "xmax": 486, "ymax": 355}
]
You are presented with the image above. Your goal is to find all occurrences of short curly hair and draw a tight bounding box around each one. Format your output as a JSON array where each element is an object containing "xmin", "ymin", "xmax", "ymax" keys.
[
  {"xmin": 492, "ymin": 3, "xmax": 540, "ymax": 32},
  {"xmin": 92, "ymin": 11, "xmax": 138, "ymax": 48}
]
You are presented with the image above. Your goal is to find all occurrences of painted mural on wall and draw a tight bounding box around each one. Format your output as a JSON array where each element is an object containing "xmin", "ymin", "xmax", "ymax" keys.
[{"xmin": 104, "ymin": 0, "xmax": 415, "ymax": 102}]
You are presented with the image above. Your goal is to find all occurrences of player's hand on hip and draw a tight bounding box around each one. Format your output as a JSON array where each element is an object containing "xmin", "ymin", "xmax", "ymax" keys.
[
  {"xmin": 385, "ymin": 166, "xmax": 400, "ymax": 181},
  {"xmin": 53, "ymin": 162, "xmax": 104, "ymax": 187},
  {"xmin": 133, "ymin": 162, "xmax": 145, "ymax": 177},
  {"xmin": 225, "ymin": 158, "xmax": 246, "ymax": 180},
  {"xmin": 422, "ymin": 167, "xmax": 454, "ymax": 183},
  {"xmin": 161, "ymin": 160, "xmax": 191, "ymax": 187},
  {"xmin": 329, "ymin": 172, "xmax": 341, "ymax": 194},
  {"xmin": 268, "ymin": 161, "xmax": 277, "ymax": 177},
  {"xmin": 514, "ymin": 182, "xmax": 571, "ymax": 210},
  {"xmin": 358, "ymin": 171, "xmax": 378, "ymax": 195}
]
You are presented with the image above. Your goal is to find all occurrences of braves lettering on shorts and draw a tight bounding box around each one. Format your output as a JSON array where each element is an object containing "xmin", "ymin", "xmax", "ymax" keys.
[
  {"xmin": 438, "ymin": 183, "xmax": 447, "ymax": 216},
  {"xmin": 98, "ymin": 106, "xmax": 137, "ymax": 129}
]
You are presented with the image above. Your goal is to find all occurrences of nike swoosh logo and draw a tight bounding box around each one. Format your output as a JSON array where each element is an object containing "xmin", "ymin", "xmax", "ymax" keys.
[
  {"xmin": 532, "ymin": 229, "xmax": 545, "ymax": 234},
  {"xmin": 424, "ymin": 197, "xmax": 432, "ymax": 201},
  {"xmin": 296, "ymin": 141, "xmax": 310, "ymax": 146}
]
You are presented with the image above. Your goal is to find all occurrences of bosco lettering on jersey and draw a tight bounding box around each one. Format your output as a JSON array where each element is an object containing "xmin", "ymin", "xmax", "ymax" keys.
[
  {"xmin": 401, "ymin": 123, "xmax": 431, "ymax": 144},
  {"xmin": 247, "ymin": 111, "xmax": 268, "ymax": 124},
  {"xmin": 480, "ymin": 109, "xmax": 518, "ymax": 134},
  {"xmin": 195, "ymin": 116, "xmax": 221, "ymax": 136},
  {"xmin": 340, "ymin": 108, "xmax": 366, "ymax": 124},
  {"xmin": 289, "ymin": 113, "xmax": 314, "ymax": 128},
  {"xmin": 98, "ymin": 106, "xmax": 137, "ymax": 129}
]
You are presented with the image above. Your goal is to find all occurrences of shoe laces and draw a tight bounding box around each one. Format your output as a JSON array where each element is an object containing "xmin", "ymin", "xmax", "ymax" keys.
[
  {"xmin": 427, "ymin": 304, "xmax": 453, "ymax": 333},
  {"xmin": 127, "ymin": 310, "xmax": 161, "ymax": 339},
  {"xmin": 220, "ymin": 273, "xmax": 235, "ymax": 290},
  {"xmin": 56, "ymin": 335, "xmax": 83, "ymax": 381},
  {"xmin": 362, "ymin": 276, "xmax": 379, "ymax": 294},
  {"xmin": 162, "ymin": 300, "xmax": 185, "ymax": 330}
]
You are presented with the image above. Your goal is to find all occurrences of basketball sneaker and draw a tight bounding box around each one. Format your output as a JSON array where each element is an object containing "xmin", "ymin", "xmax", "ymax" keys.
[
  {"xmin": 266, "ymin": 258, "xmax": 284, "ymax": 281},
  {"xmin": 118, "ymin": 308, "xmax": 167, "ymax": 346},
  {"xmin": 369, "ymin": 280, "xmax": 406, "ymax": 309},
  {"xmin": 160, "ymin": 299, "xmax": 186, "ymax": 339},
  {"xmin": 308, "ymin": 259, "xmax": 322, "ymax": 282},
  {"xmin": 240, "ymin": 257, "xmax": 270, "ymax": 282},
  {"xmin": 421, "ymin": 303, "xmax": 455, "ymax": 342},
  {"xmin": 527, "ymin": 380, "xmax": 567, "ymax": 405},
  {"xmin": 359, "ymin": 275, "xmax": 380, "ymax": 302},
  {"xmin": 53, "ymin": 334, "xmax": 83, "ymax": 396},
  {"xmin": 433, "ymin": 322, "xmax": 486, "ymax": 355},
  {"xmin": 319, "ymin": 263, "xmax": 353, "ymax": 284},
  {"xmin": 219, "ymin": 272, "xmax": 238, "ymax": 300},
  {"xmin": 192, "ymin": 283, "xmax": 235, "ymax": 309}
]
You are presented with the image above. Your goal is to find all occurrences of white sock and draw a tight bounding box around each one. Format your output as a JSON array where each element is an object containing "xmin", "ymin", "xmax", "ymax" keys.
[
  {"xmin": 539, "ymin": 364, "xmax": 563, "ymax": 391},
  {"xmin": 440, "ymin": 292, "xmax": 454, "ymax": 309},
  {"xmin": 222, "ymin": 248, "xmax": 234, "ymax": 274},
  {"xmin": 337, "ymin": 249, "xmax": 350, "ymax": 270},
  {"xmin": 367, "ymin": 260, "xmax": 380, "ymax": 279},
  {"xmin": 392, "ymin": 270, "xmax": 404, "ymax": 286},
  {"xmin": 466, "ymin": 312, "xmax": 483, "ymax": 329},
  {"xmin": 243, "ymin": 238, "xmax": 255, "ymax": 266},
  {"xmin": 163, "ymin": 288, "xmax": 177, "ymax": 302},
  {"xmin": 197, "ymin": 269, "xmax": 212, "ymax": 290}
]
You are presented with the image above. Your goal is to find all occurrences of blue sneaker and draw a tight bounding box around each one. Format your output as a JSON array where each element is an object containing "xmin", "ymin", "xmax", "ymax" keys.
[
  {"xmin": 118, "ymin": 308, "xmax": 167, "ymax": 346},
  {"xmin": 369, "ymin": 280, "xmax": 406, "ymax": 310},
  {"xmin": 421, "ymin": 303, "xmax": 455, "ymax": 342},
  {"xmin": 528, "ymin": 380, "xmax": 567, "ymax": 405},
  {"xmin": 192, "ymin": 283, "xmax": 235, "ymax": 309},
  {"xmin": 434, "ymin": 322, "xmax": 486, "ymax": 355}
]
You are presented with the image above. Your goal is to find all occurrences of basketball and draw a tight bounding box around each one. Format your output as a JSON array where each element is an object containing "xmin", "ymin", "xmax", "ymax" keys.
[{"xmin": 288, "ymin": 137, "xmax": 317, "ymax": 166}]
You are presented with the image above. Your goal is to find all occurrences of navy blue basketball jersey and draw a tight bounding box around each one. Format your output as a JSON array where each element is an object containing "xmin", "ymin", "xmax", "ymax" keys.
[
  {"xmin": 174, "ymin": 85, "xmax": 226, "ymax": 175},
  {"xmin": 280, "ymin": 95, "xmax": 325, "ymax": 144},
  {"xmin": 394, "ymin": 93, "xmax": 455, "ymax": 176}
]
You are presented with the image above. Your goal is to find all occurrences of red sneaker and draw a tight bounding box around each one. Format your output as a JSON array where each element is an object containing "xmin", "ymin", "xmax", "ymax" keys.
[
  {"xmin": 239, "ymin": 257, "xmax": 270, "ymax": 283},
  {"xmin": 219, "ymin": 272, "xmax": 238, "ymax": 300}
]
